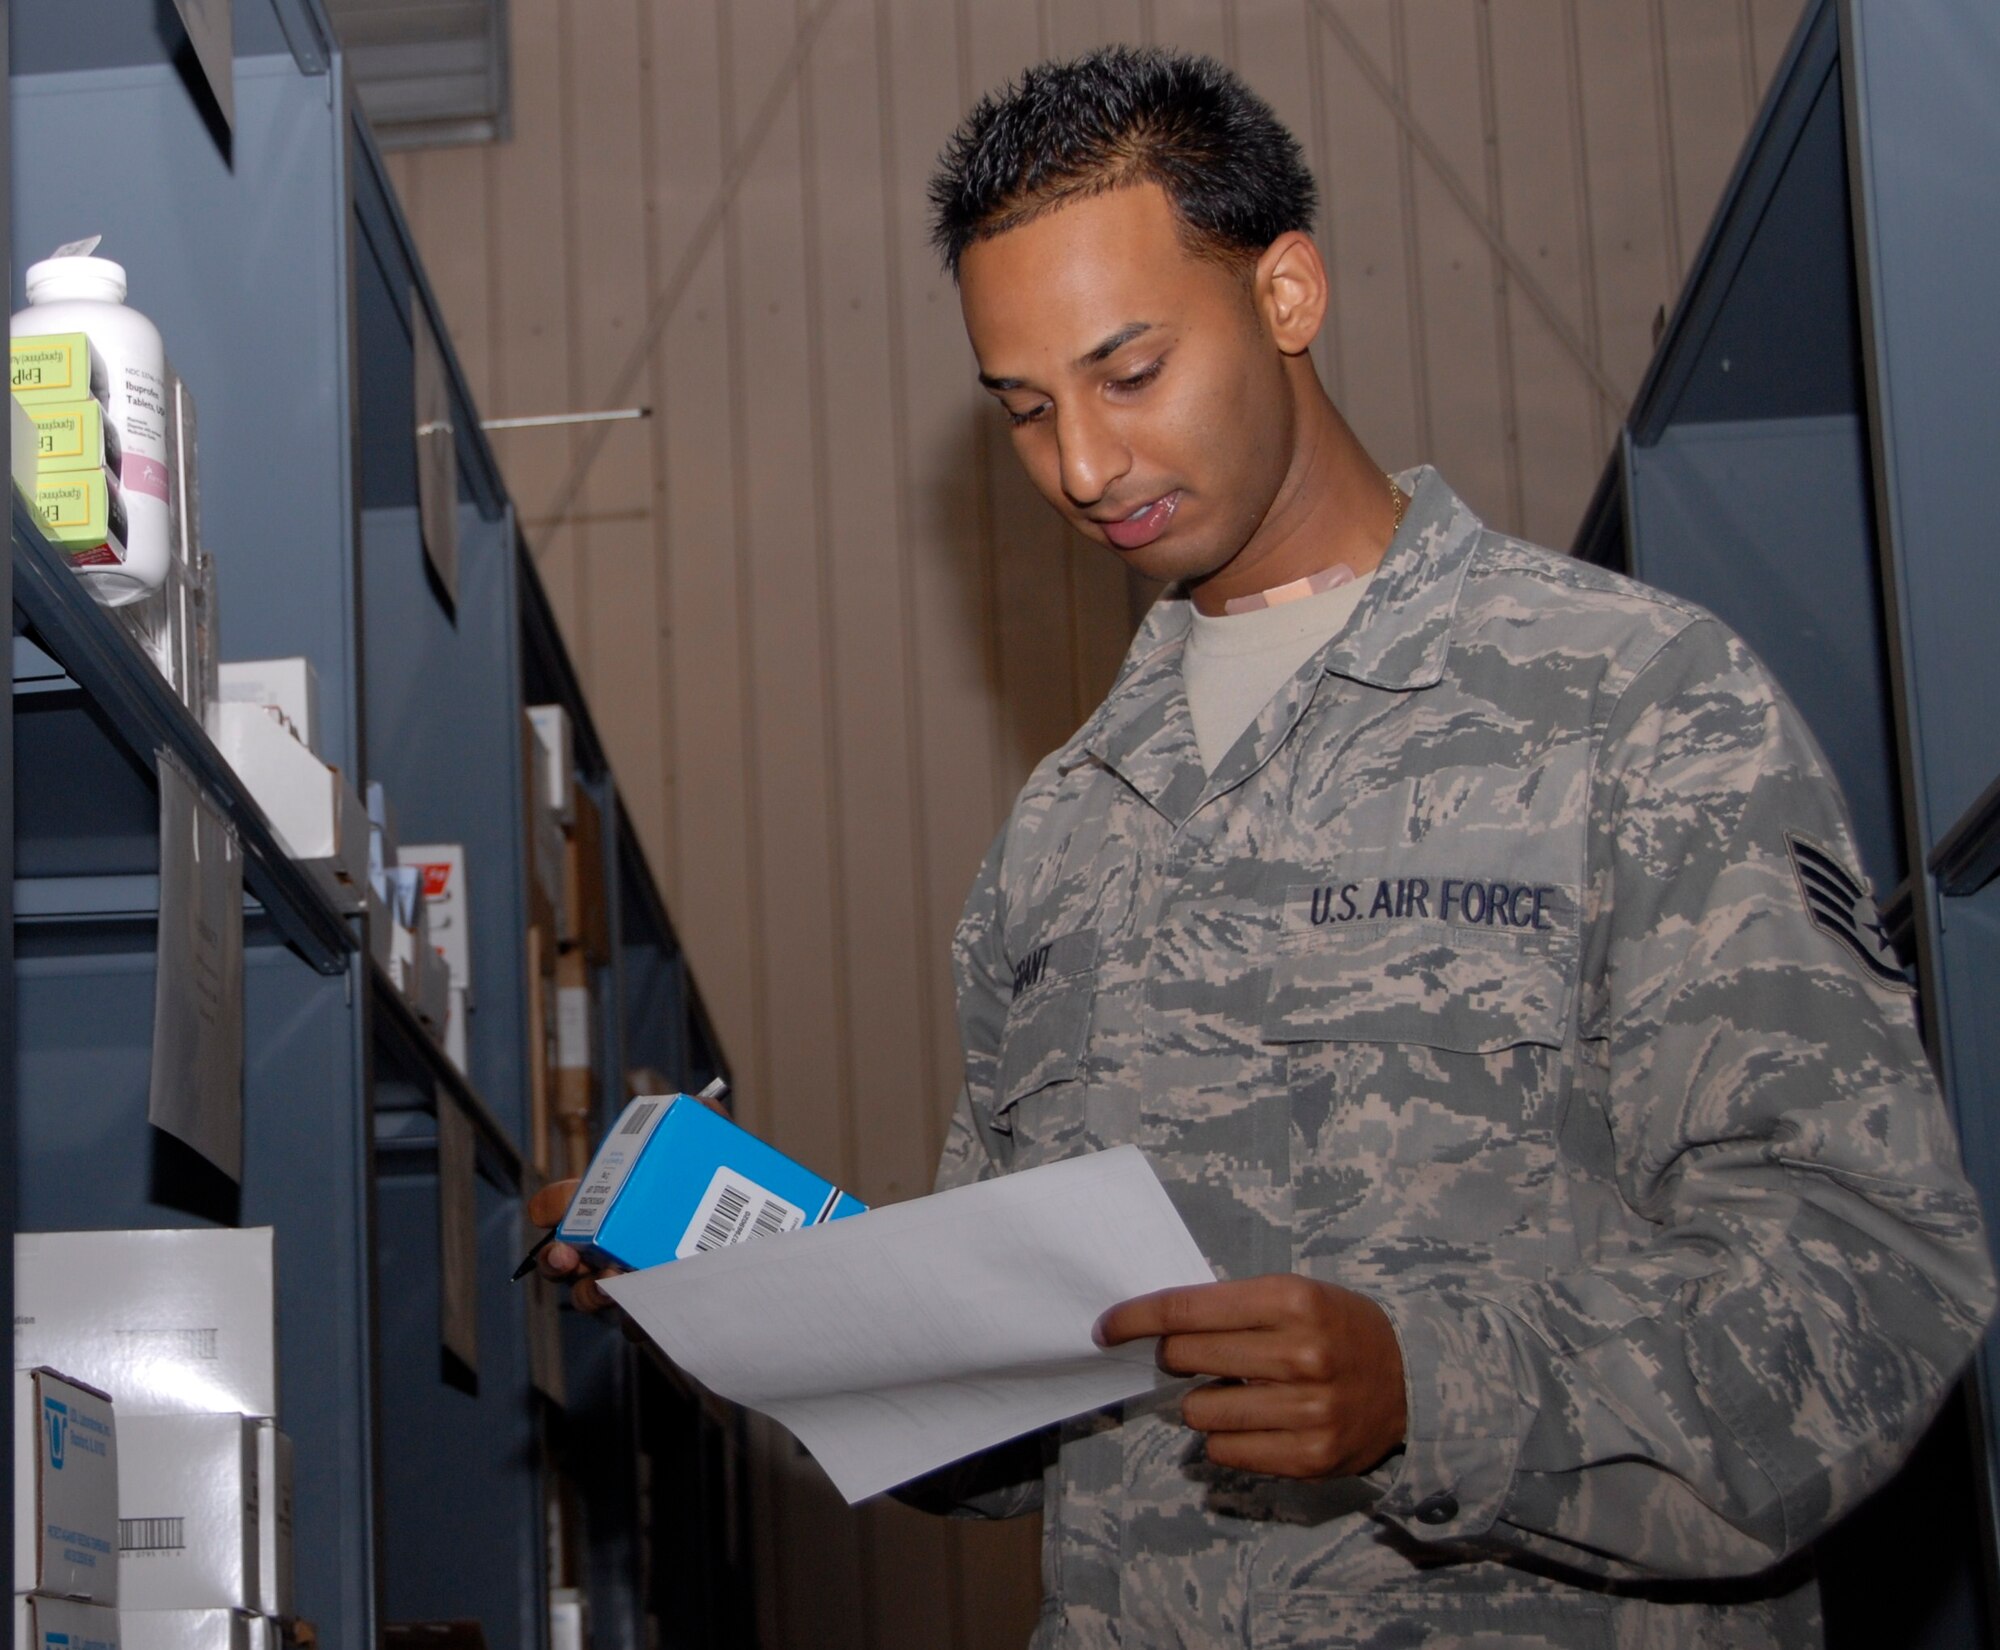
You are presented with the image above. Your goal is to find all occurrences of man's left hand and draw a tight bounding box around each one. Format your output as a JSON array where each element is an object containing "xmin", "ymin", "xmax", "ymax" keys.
[{"xmin": 1095, "ymin": 1275, "xmax": 1407, "ymax": 1479}]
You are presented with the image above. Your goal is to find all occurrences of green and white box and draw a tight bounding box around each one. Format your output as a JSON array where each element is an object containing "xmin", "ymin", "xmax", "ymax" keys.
[
  {"xmin": 33, "ymin": 471, "xmax": 129, "ymax": 568},
  {"xmin": 9, "ymin": 333, "xmax": 108, "ymax": 408},
  {"xmin": 115, "ymin": 1417, "xmax": 258, "ymax": 1612},
  {"xmin": 29, "ymin": 401, "xmax": 121, "ymax": 477},
  {"xmin": 13, "ymin": 1369, "xmax": 118, "ymax": 1603}
]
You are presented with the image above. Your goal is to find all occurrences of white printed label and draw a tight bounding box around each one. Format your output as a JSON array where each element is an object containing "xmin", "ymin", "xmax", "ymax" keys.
[
  {"xmin": 556, "ymin": 986, "xmax": 590, "ymax": 1070},
  {"xmin": 559, "ymin": 1098, "xmax": 670, "ymax": 1241},
  {"xmin": 676, "ymin": 1167, "xmax": 806, "ymax": 1259}
]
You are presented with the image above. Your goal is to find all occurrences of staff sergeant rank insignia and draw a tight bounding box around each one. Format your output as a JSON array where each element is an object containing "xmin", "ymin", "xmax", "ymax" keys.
[{"xmin": 1786, "ymin": 834, "xmax": 1909, "ymax": 989}]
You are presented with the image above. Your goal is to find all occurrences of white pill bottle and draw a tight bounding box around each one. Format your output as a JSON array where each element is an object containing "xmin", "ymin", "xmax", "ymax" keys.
[{"xmin": 13, "ymin": 252, "xmax": 172, "ymax": 604}]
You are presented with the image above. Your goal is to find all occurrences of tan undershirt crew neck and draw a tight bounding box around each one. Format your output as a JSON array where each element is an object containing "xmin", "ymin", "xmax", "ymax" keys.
[{"xmin": 1183, "ymin": 572, "xmax": 1373, "ymax": 773}]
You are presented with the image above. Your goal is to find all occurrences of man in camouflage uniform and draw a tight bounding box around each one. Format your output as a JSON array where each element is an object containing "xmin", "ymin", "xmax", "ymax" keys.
[{"xmin": 912, "ymin": 44, "xmax": 1998, "ymax": 1650}]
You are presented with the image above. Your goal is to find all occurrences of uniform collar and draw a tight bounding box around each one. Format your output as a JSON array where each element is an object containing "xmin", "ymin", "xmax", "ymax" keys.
[{"xmin": 1061, "ymin": 468, "xmax": 1480, "ymax": 816}]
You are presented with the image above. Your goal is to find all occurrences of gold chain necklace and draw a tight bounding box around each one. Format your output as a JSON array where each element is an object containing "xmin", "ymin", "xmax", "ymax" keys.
[{"xmin": 1387, "ymin": 472, "xmax": 1406, "ymax": 538}]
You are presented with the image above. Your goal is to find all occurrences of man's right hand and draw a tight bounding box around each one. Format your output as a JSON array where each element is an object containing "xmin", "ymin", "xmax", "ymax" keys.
[{"xmin": 525, "ymin": 1178, "xmax": 624, "ymax": 1314}]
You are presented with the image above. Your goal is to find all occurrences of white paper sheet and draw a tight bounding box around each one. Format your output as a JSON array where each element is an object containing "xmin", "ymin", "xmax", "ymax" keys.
[{"xmin": 601, "ymin": 1145, "xmax": 1214, "ymax": 1502}]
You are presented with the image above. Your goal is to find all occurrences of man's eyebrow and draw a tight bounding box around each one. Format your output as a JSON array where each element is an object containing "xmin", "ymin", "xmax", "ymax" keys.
[
  {"xmin": 975, "ymin": 322, "xmax": 1157, "ymax": 391},
  {"xmin": 1077, "ymin": 321, "xmax": 1154, "ymax": 368}
]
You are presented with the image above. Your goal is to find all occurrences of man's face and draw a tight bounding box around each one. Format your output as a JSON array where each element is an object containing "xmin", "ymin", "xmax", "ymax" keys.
[{"xmin": 958, "ymin": 184, "xmax": 1299, "ymax": 587}]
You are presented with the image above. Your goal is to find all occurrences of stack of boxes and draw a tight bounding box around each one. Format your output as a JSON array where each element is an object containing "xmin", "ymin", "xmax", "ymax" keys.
[
  {"xmin": 9, "ymin": 338, "xmax": 216, "ymax": 721},
  {"xmin": 524, "ymin": 705, "xmax": 609, "ymax": 1178},
  {"xmin": 13, "ymin": 1230, "xmax": 297, "ymax": 1650}
]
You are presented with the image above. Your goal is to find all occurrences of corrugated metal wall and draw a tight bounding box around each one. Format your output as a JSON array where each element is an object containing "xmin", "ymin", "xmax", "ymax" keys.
[{"xmin": 383, "ymin": 2, "xmax": 1804, "ymax": 1643}]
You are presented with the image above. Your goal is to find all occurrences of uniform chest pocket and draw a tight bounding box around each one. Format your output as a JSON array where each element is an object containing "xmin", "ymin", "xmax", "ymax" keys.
[
  {"xmin": 1262, "ymin": 924, "xmax": 1577, "ymax": 1289},
  {"xmin": 993, "ymin": 929, "xmax": 1101, "ymax": 1132}
]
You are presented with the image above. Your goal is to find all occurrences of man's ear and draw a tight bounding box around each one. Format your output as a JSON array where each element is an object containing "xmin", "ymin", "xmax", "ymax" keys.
[{"xmin": 1254, "ymin": 231, "xmax": 1329, "ymax": 357}]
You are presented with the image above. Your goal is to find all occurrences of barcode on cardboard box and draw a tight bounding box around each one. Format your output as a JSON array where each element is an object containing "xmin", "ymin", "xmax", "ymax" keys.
[{"xmin": 119, "ymin": 1516, "xmax": 186, "ymax": 1553}]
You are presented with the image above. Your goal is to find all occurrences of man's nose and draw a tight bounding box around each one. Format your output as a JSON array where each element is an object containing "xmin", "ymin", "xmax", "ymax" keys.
[{"xmin": 1055, "ymin": 403, "xmax": 1130, "ymax": 509}]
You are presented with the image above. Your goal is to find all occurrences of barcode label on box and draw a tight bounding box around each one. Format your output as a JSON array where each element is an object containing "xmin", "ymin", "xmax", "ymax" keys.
[
  {"xmin": 559, "ymin": 1096, "xmax": 673, "ymax": 1241},
  {"xmin": 120, "ymin": 1516, "xmax": 186, "ymax": 1552},
  {"xmin": 676, "ymin": 1167, "xmax": 806, "ymax": 1259}
]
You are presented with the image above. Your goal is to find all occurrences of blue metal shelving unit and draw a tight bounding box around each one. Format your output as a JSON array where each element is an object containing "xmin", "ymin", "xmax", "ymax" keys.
[
  {"xmin": 1574, "ymin": 2, "xmax": 2000, "ymax": 1643},
  {"xmin": 9, "ymin": 4, "xmax": 744, "ymax": 1647}
]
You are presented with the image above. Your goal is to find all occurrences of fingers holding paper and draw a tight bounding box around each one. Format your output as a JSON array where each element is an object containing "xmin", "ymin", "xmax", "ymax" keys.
[{"xmin": 1094, "ymin": 1274, "xmax": 1408, "ymax": 1480}]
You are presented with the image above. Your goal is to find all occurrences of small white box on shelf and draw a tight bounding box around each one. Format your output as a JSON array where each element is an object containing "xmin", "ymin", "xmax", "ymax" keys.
[
  {"xmin": 15, "ymin": 1595, "xmax": 119, "ymax": 1650},
  {"xmin": 114, "ymin": 1416, "xmax": 257, "ymax": 1612},
  {"xmin": 398, "ymin": 845, "xmax": 471, "ymax": 1006},
  {"xmin": 212, "ymin": 704, "xmax": 367, "ymax": 905},
  {"xmin": 217, "ymin": 661, "xmax": 318, "ymax": 757},
  {"xmin": 14, "ymin": 1369, "xmax": 118, "ymax": 1603},
  {"xmin": 252, "ymin": 1425, "xmax": 290, "ymax": 1622},
  {"xmin": 13, "ymin": 1230, "xmax": 278, "ymax": 1421},
  {"xmin": 113, "ymin": 1610, "xmax": 251, "ymax": 1650},
  {"xmin": 527, "ymin": 704, "xmax": 575, "ymax": 828}
]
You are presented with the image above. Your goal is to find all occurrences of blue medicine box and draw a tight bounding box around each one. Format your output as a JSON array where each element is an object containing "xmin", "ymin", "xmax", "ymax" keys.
[{"xmin": 558, "ymin": 1094, "xmax": 866, "ymax": 1271}]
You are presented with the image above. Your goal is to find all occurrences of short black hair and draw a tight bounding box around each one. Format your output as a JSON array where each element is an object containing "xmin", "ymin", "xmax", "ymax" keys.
[{"xmin": 928, "ymin": 46, "xmax": 1318, "ymax": 280}]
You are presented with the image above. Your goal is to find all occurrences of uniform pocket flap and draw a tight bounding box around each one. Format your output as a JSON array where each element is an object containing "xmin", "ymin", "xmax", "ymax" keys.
[
  {"xmin": 1263, "ymin": 928, "xmax": 1573, "ymax": 1053},
  {"xmin": 995, "ymin": 930, "xmax": 1100, "ymax": 1112}
]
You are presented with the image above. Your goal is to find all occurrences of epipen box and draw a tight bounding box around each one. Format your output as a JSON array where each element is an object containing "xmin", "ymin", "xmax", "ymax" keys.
[
  {"xmin": 10, "ymin": 333, "xmax": 108, "ymax": 408},
  {"xmin": 33, "ymin": 470, "xmax": 128, "ymax": 567},
  {"xmin": 30, "ymin": 400, "xmax": 122, "ymax": 476},
  {"xmin": 557, "ymin": 1095, "xmax": 866, "ymax": 1271}
]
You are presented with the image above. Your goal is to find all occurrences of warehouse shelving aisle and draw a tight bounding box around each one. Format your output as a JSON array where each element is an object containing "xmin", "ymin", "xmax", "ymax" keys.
[
  {"xmin": 1574, "ymin": 2, "xmax": 2000, "ymax": 1644},
  {"xmin": 8, "ymin": 4, "xmax": 747, "ymax": 1647}
]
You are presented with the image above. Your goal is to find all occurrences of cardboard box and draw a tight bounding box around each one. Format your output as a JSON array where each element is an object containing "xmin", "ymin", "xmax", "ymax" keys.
[
  {"xmin": 14, "ymin": 1370, "xmax": 118, "ymax": 1603},
  {"xmin": 114, "ymin": 1611, "xmax": 251, "ymax": 1650},
  {"xmin": 253, "ymin": 1427, "xmax": 290, "ymax": 1622},
  {"xmin": 526, "ymin": 706, "xmax": 575, "ymax": 829},
  {"xmin": 13, "ymin": 1231, "xmax": 278, "ymax": 1421},
  {"xmin": 558, "ymin": 1096, "xmax": 866, "ymax": 1272},
  {"xmin": 398, "ymin": 847, "xmax": 470, "ymax": 1005},
  {"xmin": 29, "ymin": 401, "xmax": 121, "ymax": 477},
  {"xmin": 548, "ymin": 1590, "xmax": 583, "ymax": 1650},
  {"xmin": 386, "ymin": 866, "xmax": 424, "ymax": 996},
  {"xmin": 11, "ymin": 334, "xmax": 108, "ymax": 408},
  {"xmin": 217, "ymin": 662, "xmax": 319, "ymax": 759},
  {"xmin": 34, "ymin": 470, "xmax": 128, "ymax": 569},
  {"xmin": 213, "ymin": 705, "xmax": 367, "ymax": 905},
  {"xmin": 15, "ymin": 1596, "xmax": 118, "ymax": 1650},
  {"xmin": 561, "ymin": 788, "xmax": 610, "ymax": 966},
  {"xmin": 553, "ymin": 951, "xmax": 596, "ymax": 1180},
  {"xmin": 115, "ymin": 1416, "xmax": 257, "ymax": 1612}
]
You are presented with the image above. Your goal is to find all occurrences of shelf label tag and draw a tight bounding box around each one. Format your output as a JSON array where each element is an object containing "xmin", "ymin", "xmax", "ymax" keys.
[
  {"xmin": 150, "ymin": 750, "xmax": 245, "ymax": 1181},
  {"xmin": 413, "ymin": 301, "xmax": 459, "ymax": 615},
  {"xmin": 170, "ymin": 0, "xmax": 235, "ymax": 135},
  {"xmin": 438, "ymin": 1094, "xmax": 479, "ymax": 1374}
]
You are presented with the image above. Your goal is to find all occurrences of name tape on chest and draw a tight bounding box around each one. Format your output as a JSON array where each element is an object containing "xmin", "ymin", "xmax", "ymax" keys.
[{"xmin": 1286, "ymin": 874, "xmax": 1576, "ymax": 934}]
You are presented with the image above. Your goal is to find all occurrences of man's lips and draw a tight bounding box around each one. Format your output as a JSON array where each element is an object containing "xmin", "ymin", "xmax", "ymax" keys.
[{"xmin": 1096, "ymin": 491, "xmax": 1181, "ymax": 551}]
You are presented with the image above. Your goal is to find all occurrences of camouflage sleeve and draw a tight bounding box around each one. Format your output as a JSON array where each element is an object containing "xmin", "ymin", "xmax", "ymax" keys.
[
  {"xmin": 1373, "ymin": 617, "xmax": 1997, "ymax": 1579},
  {"xmin": 897, "ymin": 830, "xmax": 1048, "ymax": 1521}
]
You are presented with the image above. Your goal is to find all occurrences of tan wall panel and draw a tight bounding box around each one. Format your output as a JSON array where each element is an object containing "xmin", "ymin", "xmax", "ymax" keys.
[{"xmin": 391, "ymin": 4, "xmax": 1801, "ymax": 1642}]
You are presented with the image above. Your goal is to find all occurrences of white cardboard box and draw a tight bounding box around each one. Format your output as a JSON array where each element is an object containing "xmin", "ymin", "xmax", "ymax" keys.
[
  {"xmin": 252, "ymin": 1425, "xmax": 290, "ymax": 1621},
  {"xmin": 13, "ymin": 1230, "xmax": 278, "ymax": 1421},
  {"xmin": 114, "ymin": 1611, "xmax": 250, "ymax": 1650},
  {"xmin": 399, "ymin": 845, "xmax": 471, "ymax": 1005},
  {"xmin": 216, "ymin": 661, "xmax": 318, "ymax": 759},
  {"xmin": 115, "ymin": 1418, "xmax": 256, "ymax": 1612},
  {"xmin": 14, "ymin": 1370, "xmax": 118, "ymax": 1603},
  {"xmin": 213, "ymin": 704, "xmax": 367, "ymax": 904},
  {"xmin": 527, "ymin": 704, "xmax": 575, "ymax": 828},
  {"xmin": 549, "ymin": 1587, "xmax": 584, "ymax": 1650},
  {"xmin": 15, "ymin": 1596, "xmax": 118, "ymax": 1650}
]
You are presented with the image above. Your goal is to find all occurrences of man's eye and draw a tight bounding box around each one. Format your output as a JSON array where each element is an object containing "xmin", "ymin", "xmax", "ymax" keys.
[
  {"xmin": 1007, "ymin": 402, "xmax": 1051, "ymax": 427},
  {"xmin": 1112, "ymin": 361, "xmax": 1163, "ymax": 393}
]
